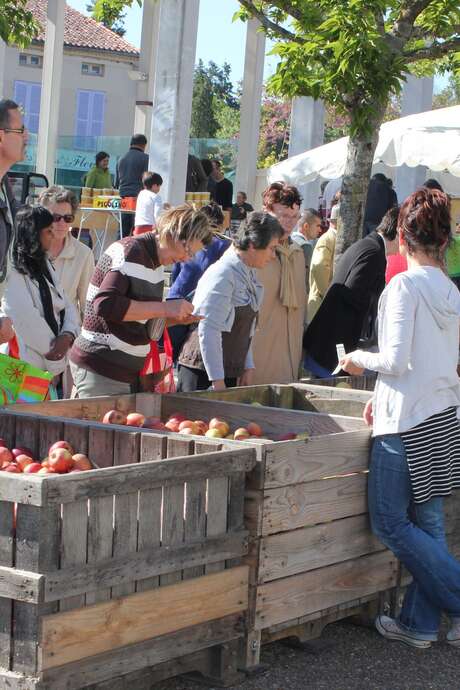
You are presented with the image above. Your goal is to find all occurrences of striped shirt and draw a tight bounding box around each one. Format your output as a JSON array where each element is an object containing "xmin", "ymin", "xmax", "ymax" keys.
[
  {"xmin": 70, "ymin": 233, "xmax": 164, "ymax": 384},
  {"xmin": 401, "ymin": 407, "xmax": 460, "ymax": 503}
]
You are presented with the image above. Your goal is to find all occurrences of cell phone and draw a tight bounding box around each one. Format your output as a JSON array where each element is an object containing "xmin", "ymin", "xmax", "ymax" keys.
[{"xmin": 331, "ymin": 343, "xmax": 346, "ymax": 375}]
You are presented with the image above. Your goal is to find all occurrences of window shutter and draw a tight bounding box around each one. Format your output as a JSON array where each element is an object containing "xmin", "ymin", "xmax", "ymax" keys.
[
  {"xmin": 14, "ymin": 80, "xmax": 41, "ymax": 134},
  {"xmin": 75, "ymin": 89, "xmax": 105, "ymax": 150}
]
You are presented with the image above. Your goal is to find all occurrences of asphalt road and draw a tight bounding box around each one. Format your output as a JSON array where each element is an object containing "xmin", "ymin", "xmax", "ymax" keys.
[{"xmin": 160, "ymin": 620, "xmax": 460, "ymax": 690}]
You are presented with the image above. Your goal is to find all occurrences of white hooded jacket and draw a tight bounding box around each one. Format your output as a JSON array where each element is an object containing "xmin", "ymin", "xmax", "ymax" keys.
[{"xmin": 350, "ymin": 265, "xmax": 460, "ymax": 436}]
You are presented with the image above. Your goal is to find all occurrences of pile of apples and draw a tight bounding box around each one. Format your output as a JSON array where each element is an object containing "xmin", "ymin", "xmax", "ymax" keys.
[
  {"xmin": 102, "ymin": 410, "xmax": 167, "ymax": 430},
  {"xmin": 0, "ymin": 439, "xmax": 93, "ymax": 475}
]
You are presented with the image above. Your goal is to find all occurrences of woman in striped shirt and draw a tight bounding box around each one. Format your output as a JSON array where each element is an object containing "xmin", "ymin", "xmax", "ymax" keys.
[{"xmin": 341, "ymin": 188, "xmax": 460, "ymax": 649}]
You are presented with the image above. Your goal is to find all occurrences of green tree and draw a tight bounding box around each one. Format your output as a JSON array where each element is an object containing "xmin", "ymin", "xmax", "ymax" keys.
[
  {"xmin": 86, "ymin": 0, "xmax": 132, "ymax": 37},
  {"xmin": 433, "ymin": 73, "xmax": 460, "ymax": 108},
  {"xmin": 214, "ymin": 98, "xmax": 241, "ymax": 139},
  {"xmin": 236, "ymin": 0, "xmax": 460, "ymax": 260},
  {"xmin": 0, "ymin": 0, "xmax": 39, "ymax": 47},
  {"xmin": 190, "ymin": 61, "xmax": 220, "ymax": 138}
]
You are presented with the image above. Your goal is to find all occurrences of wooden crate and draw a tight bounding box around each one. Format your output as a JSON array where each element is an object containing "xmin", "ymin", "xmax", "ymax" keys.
[
  {"xmin": 300, "ymin": 374, "xmax": 377, "ymax": 391},
  {"xmin": 2, "ymin": 395, "xmax": 400, "ymax": 673},
  {"xmin": 0, "ymin": 412, "xmax": 255, "ymax": 690},
  {"xmin": 171, "ymin": 383, "xmax": 370, "ymax": 418}
]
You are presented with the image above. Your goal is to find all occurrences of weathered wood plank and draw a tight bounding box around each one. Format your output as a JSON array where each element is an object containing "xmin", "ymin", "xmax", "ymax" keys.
[
  {"xmin": 63, "ymin": 421, "xmax": 89, "ymax": 456},
  {"xmin": 160, "ymin": 438, "xmax": 188, "ymax": 585},
  {"xmin": 38, "ymin": 419, "xmax": 64, "ymax": 460},
  {"xmin": 13, "ymin": 504, "xmax": 60, "ymax": 674},
  {"xmin": 14, "ymin": 416, "xmax": 39, "ymax": 460},
  {"xmin": 261, "ymin": 473, "xmax": 368, "ymax": 535},
  {"xmin": 0, "ymin": 499, "xmax": 14, "ymax": 668},
  {"xmin": 255, "ymin": 551, "xmax": 397, "ymax": 630},
  {"xmin": 0, "ymin": 474, "xmax": 44, "ymax": 506},
  {"xmin": 112, "ymin": 432, "xmax": 140, "ymax": 599},
  {"xmin": 44, "ymin": 532, "xmax": 248, "ymax": 602},
  {"xmin": 88, "ymin": 426, "xmax": 114, "ymax": 469},
  {"xmin": 0, "ymin": 411, "xmax": 16, "ymax": 448},
  {"xmin": 259, "ymin": 514, "xmax": 386, "ymax": 583},
  {"xmin": 264, "ymin": 428, "xmax": 371, "ymax": 488},
  {"xmin": 291, "ymin": 389, "xmax": 366, "ymax": 417},
  {"xmin": 42, "ymin": 448, "xmax": 256, "ymax": 504},
  {"xmin": 59, "ymin": 500, "xmax": 88, "ymax": 611},
  {"xmin": 40, "ymin": 566, "xmax": 249, "ymax": 670},
  {"xmin": 0, "ymin": 566, "xmax": 43, "ymax": 602},
  {"xmin": 40, "ymin": 614, "xmax": 244, "ymax": 690},
  {"xmin": 227, "ymin": 472, "xmax": 245, "ymax": 568},
  {"xmin": 0, "ymin": 669, "xmax": 40, "ymax": 690},
  {"xmin": 10, "ymin": 394, "xmax": 137, "ymax": 421},
  {"xmin": 295, "ymin": 382, "xmax": 373, "ymax": 402},
  {"xmin": 182, "ymin": 442, "xmax": 207, "ymax": 581}
]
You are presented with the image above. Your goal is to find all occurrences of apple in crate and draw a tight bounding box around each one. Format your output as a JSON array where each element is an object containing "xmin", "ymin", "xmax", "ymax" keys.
[
  {"xmin": 142, "ymin": 417, "xmax": 167, "ymax": 430},
  {"xmin": 23, "ymin": 462, "xmax": 42, "ymax": 474},
  {"xmin": 49, "ymin": 441, "xmax": 74, "ymax": 456},
  {"xmin": 48, "ymin": 447, "xmax": 74, "ymax": 474},
  {"xmin": 126, "ymin": 412, "xmax": 146, "ymax": 427},
  {"xmin": 234, "ymin": 428, "xmax": 251, "ymax": 440},
  {"xmin": 15, "ymin": 455, "xmax": 34, "ymax": 471},
  {"xmin": 72, "ymin": 454, "xmax": 92, "ymax": 471},
  {"xmin": 12, "ymin": 446, "xmax": 34, "ymax": 459},
  {"xmin": 102, "ymin": 410, "xmax": 127, "ymax": 425},
  {"xmin": 4, "ymin": 464, "xmax": 21, "ymax": 473},
  {"xmin": 247, "ymin": 422, "xmax": 262, "ymax": 437},
  {"xmin": 209, "ymin": 418, "xmax": 230, "ymax": 437},
  {"xmin": 0, "ymin": 447, "xmax": 13, "ymax": 467}
]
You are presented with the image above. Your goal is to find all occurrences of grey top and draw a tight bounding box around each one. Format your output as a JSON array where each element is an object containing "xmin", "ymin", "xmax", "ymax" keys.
[{"xmin": 116, "ymin": 147, "xmax": 149, "ymax": 198}]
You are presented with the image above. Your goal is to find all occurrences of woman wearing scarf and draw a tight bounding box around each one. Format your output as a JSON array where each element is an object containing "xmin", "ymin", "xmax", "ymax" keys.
[
  {"xmin": 251, "ymin": 182, "xmax": 306, "ymax": 385},
  {"xmin": 1, "ymin": 206, "xmax": 79, "ymax": 395},
  {"xmin": 177, "ymin": 212, "xmax": 283, "ymax": 391}
]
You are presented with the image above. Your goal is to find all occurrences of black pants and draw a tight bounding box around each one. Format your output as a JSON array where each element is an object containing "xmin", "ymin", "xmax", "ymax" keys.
[
  {"xmin": 176, "ymin": 365, "xmax": 237, "ymax": 392},
  {"xmin": 121, "ymin": 209, "xmax": 135, "ymax": 238}
]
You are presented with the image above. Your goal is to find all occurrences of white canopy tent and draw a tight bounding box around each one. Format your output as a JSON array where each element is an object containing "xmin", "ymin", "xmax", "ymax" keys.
[{"xmin": 267, "ymin": 105, "xmax": 460, "ymax": 186}]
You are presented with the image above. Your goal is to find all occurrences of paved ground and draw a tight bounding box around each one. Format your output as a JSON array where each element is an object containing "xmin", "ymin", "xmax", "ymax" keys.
[{"xmin": 160, "ymin": 620, "xmax": 460, "ymax": 690}]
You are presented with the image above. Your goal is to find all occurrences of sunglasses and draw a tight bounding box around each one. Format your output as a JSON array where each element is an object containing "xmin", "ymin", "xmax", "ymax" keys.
[
  {"xmin": 53, "ymin": 213, "xmax": 75, "ymax": 223},
  {"xmin": 1, "ymin": 125, "xmax": 27, "ymax": 135}
]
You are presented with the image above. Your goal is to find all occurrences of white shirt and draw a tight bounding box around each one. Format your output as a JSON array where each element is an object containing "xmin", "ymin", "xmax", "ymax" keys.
[
  {"xmin": 350, "ymin": 266, "xmax": 460, "ymax": 436},
  {"xmin": 134, "ymin": 189, "xmax": 163, "ymax": 227}
]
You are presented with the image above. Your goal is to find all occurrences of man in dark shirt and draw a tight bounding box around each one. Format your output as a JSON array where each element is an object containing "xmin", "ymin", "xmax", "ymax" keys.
[
  {"xmin": 211, "ymin": 160, "xmax": 233, "ymax": 210},
  {"xmin": 363, "ymin": 173, "xmax": 398, "ymax": 236},
  {"xmin": 0, "ymin": 99, "xmax": 26, "ymax": 344},
  {"xmin": 116, "ymin": 134, "xmax": 149, "ymax": 238},
  {"xmin": 231, "ymin": 191, "xmax": 254, "ymax": 222}
]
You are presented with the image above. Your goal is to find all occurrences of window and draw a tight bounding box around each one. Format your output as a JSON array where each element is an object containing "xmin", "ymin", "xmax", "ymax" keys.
[
  {"xmin": 18, "ymin": 53, "xmax": 43, "ymax": 68},
  {"xmin": 81, "ymin": 62, "xmax": 105, "ymax": 77},
  {"xmin": 13, "ymin": 81, "xmax": 41, "ymax": 134},
  {"xmin": 74, "ymin": 89, "xmax": 106, "ymax": 150}
]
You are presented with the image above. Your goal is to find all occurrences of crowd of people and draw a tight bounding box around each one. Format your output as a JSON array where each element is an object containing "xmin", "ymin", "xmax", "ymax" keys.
[{"xmin": 1, "ymin": 97, "xmax": 460, "ymax": 650}]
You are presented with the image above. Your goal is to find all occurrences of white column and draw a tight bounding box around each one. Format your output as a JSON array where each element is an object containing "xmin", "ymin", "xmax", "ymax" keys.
[
  {"xmin": 234, "ymin": 19, "xmax": 266, "ymax": 206},
  {"xmin": 0, "ymin": 40, "xmax": 6, "ymax": 98},
  {"xmin": 394, "ymin": 75, "xmax": 433, "ymax": 202},
  {"xmin": 148, "ymin": 0, "xmax": 200, "ymax": 205},
  {"xmin": 36, "ymin": 0, "xmax": 65, "ymax": 183},
  {"xmin": 133, "ymin": 0, "xmax": 158, "ymax": 135},
  {"xmin": 288, "ymin": 97, "xmax": 325, "ymax": 208}
]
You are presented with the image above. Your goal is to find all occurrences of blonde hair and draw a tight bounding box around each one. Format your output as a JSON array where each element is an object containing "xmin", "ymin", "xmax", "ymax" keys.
[
  {"xmin": 38, "ymin": 185, "xmax": 78, "ymax": 213},
  {"xmin": 156, "ymin": 204, "xmax": 212, "ymax": 246}
]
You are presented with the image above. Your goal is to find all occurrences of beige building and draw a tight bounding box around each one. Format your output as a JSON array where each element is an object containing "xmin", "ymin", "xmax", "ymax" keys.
[{"xmin": 1, "ymin": 0, "xmax": 139, "ymax": 147}]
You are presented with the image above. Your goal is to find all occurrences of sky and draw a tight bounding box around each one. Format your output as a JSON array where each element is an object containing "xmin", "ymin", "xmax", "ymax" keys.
[{"xmin": 67, "ymin": 0, "xmax": 278, "ymax": 83}]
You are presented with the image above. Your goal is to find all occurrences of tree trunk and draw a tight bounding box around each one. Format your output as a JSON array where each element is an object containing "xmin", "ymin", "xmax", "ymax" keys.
[{"xmin": 334, "ymin": 101, "xmax": 387, "ymax": 267}]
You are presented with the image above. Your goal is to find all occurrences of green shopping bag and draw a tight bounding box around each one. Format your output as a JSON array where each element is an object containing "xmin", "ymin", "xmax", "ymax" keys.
[{"xmin": 0, "ymin": 352, "xmax": 53, "ymax": 404}]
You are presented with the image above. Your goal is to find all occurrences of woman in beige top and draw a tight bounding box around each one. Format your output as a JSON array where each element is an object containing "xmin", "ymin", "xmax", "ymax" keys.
[{"xmin": 38, "ymin": 186, "xmax": 95, "ymax": 324}]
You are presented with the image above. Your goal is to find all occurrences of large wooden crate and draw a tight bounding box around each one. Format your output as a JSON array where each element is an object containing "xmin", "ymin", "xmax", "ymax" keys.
[
  {"xmin": 171, "ymin": 383, "xmax": 370, "ymax": 418},
  {"xmin": 300, "ymin": 374, "xmax": 377, "ymax": 391},
  {"xmin": 1, "ymin": 395, "xmax": 404, "ymax": 673},
  {"xmin": 0, "ymin": 411, "xmax": 255, "ymax": 690}
]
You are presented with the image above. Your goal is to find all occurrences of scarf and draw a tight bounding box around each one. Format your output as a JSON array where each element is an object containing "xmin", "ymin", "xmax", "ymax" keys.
[
  {"xmin": 37, "ymin": 264, "xmax": 64, "ymax": 338},
  {"xmin": 277, "ymin": 242, "xmax": 301, "ymax": 309}
]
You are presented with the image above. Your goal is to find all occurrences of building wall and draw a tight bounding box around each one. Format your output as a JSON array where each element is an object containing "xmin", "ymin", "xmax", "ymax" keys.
[{"xmin": 2, "ymin": 44, "xmax": 138, "ymax": 138}]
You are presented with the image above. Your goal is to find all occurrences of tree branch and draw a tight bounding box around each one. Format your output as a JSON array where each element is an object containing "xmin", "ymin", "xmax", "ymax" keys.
[
  {"xmin": 263, "ymin": 1, "xmax": 303, "ymax": 22},
  {"xmin": 404, "ymin": 36, "xmax": 460, "ymax": 62},
  {"xmin": 393, "ymin": 0, "xmax": 433, "ymax": 40},
  {"xmin": 238, "ymin": 0, "xmax": 299, "ymax": 41}
]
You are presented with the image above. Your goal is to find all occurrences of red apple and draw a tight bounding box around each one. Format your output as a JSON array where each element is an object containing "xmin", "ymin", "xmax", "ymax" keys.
[
  {"xmin": 48, "ymin": 447, "xmax": 74, "ymax": 474},
  {"xmin": 141, "ymin": 416, "xmax": 166, "ymax": 430},
  {"xmin": 49, "ymin": 441, "xmax": 74, "ymax": 456},
  {"xmin": 16, "ymin": 455, "xmax": 34, "ymax": 471},
  {"xmin": 12, "ymin": 446, "xmax": 34, "ymax": 459},
  {"xmin": 0, "ymin": 438, "xmax": 7, "ymax": 448},
  {"xmin": 126, "ymin": 412, "xmax": 146, "ymax": 427},
  {"xmin": 72, "ymin": 454, "xmax": 92, "ymax": 471},
  {"xmin": 179, "ymin": 427, "xmax": 196, "ymax": 435},
  {"xmin": 234, "ymin": 427, "xmax": 251, "ymax": 440},
  {"xmin": 23, "ymin": 462, "xmax": 42, "ymax": 474},
  {"xmin": 194, "ymin": 420, "xmax": 209, "ymax": 434},
  {"xmin": 247, "ymin": 422, "xmax": 262, "ymax": 437},
  {"xmin": 165, "ymin": 420, "xmax": 180, "ymax": 432},
  {"xmin": 102, "ymin": 409, "xmax": 127, "ymax": 425},
  {"xmin": 4, "ymin": 464, "xmax": 21, "ymax": 473},
  {"xmin": 275, "ymin": 432, "xmax": 297, "ymax": 441},
  {"xmin": 209, "ymin": 418, "xmax": 230, "ymax": 436},
  {"xmin": 0, "ymin": 447, "xmax": 13, "ymax": 466},
  {"xmin": 38, "ymin": 466, "xmax": 56, "ymax": 475},
  {"xmin": 168, "ymin": 413, "xmax": 186, "ymax": 424}
]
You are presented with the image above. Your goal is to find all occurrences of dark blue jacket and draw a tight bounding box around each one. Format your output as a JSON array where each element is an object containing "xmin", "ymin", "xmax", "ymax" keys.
[{"xmin": 168, "ymin": 237, "xmax": 231, "ymax": 300}]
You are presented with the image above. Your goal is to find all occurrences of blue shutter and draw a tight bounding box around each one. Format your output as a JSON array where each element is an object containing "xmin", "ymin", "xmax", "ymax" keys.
[
  {"xmin": 14, "ymin": 80, "xmax": 41, "ymax": 133},
  {"xmin": 75, "ymin": 89, "xmax": 105, "ymax": 150}
]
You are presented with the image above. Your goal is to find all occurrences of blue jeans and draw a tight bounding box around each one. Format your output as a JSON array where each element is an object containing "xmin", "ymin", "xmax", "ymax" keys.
[{"xmin": 368, "ymin": 434, "xmax": 460, "ymax": 640}]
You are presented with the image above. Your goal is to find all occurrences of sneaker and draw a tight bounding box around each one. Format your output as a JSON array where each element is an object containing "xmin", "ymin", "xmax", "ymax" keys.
[
  {"xmin": 446, "ymin": 621, "xmax": 460, "ymax": 647},
  {"xmin": 375, "ymin": 615, "xmax": 432, "ymax": 649}
]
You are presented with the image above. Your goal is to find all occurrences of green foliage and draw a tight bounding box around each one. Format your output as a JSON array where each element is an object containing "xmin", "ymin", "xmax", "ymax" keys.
[
  {"xmin": 0, "ymin": 0, "xmax": 40, "ymax": 47},
  {"xmin": 191, "ymin": 60, "xmax": 240, "ymax": 139},
  {"xmin": 190, "ymin": 63, "xmax": 220, "ymax": 138},
  {"xmin": 214, "ymin": 98, "xmax": 241, "ymax": 139},
  {"xmin": 433, "ymin": 72, "xmax": 460, "ymax": 108},
  {"xmin": 88, "ymin": 0, "xmax": 142, "ymax": 37},
  {"xmin": 235, "ymin": 1, "xmax": 460, "ymax": 137}
]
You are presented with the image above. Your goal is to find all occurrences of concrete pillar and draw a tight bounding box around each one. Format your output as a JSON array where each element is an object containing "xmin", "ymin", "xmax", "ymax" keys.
[
  {"xmin": 394, "ymin": 74, "xmax": 433, "ymax": 203},
  {"xmin": 148, "ymin": 0, "xmax": 200, "ymax": 205},
  {"xmin": 36, "ymin": 0, "xmax": 65, "ymax": 183},
  {"xmin": 288, "ymin": 97, "xmax": 325, "ymax": 208},
  {"xmin": 234, "ymin": 19, "xmax": 266, "ymax": 206},
  {"xmin": 0, "ymin": 40, "xmax": 6, "ymax": 98},
  {"xmin": 133, "ymin": 0, "xmax": 158, "ymax": 136}
]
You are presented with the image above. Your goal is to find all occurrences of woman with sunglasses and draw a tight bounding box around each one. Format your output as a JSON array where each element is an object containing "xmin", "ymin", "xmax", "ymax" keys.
[
  {"xmin": 38, "ymin": 186, "xmax": 95, "ymax": 324},
  {"xmin": 1, "ymin": 205, "xmax": 79, "ymax": 396},
  {"xmin": 70, "ymin": 205, "xmax": 212, "ymax": 398}
]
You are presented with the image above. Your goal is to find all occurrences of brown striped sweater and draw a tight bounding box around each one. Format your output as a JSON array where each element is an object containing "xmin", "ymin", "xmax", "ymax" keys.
[{"xmin": 70, "ymin": 233, "xmax": 164, "ymax": 383}]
